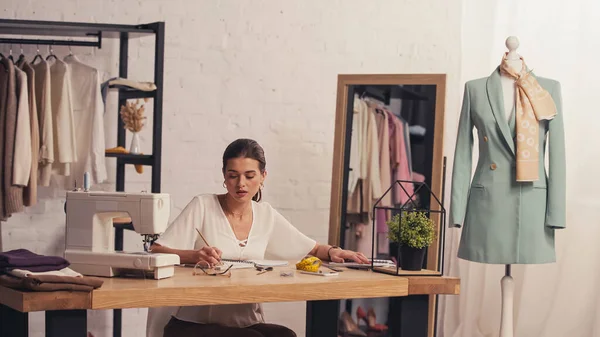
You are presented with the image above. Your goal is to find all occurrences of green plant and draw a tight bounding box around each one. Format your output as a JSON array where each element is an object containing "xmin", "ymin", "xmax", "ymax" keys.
[{"xmin": 386, "ymin": 211, "xmax": 436, "ymax": 249}]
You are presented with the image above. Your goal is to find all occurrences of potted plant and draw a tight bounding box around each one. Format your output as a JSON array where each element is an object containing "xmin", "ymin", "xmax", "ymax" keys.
[{"xmin": 386, "ymin": 211, "xmax": 436, "ymax": 271}]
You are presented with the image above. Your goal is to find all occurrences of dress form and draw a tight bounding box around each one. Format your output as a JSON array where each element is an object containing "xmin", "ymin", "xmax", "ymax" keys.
[{"xmin": 499, "ymin": 35, "xmax": 522, "ymax": 337}]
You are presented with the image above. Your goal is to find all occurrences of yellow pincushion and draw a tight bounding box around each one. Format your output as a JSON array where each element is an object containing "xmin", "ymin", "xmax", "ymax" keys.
[{"xmin": 295, "ymin": 256, "xmax": 322, "ymax": 272}]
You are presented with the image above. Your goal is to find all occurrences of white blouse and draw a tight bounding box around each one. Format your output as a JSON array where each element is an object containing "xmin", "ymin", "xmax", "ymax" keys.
[{"xmin": 154, "ymin": 194, "xmax": 317, "ymax": 328}]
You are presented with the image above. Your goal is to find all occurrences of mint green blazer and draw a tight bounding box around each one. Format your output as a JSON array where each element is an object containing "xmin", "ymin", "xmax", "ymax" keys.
[{"xmin": 449, "ymin": 67, "xmax": 566, "ymax": 264}]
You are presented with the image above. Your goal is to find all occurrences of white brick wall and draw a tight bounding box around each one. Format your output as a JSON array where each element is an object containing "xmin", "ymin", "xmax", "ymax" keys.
[{"xmin": 1, "ymin": 1, "xmax": 462, "ymax": 336}]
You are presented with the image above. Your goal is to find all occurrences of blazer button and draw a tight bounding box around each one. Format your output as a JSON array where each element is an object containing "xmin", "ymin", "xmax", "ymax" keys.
[
  {"xmin": 484, "ymin": 136, "xmax": 488, "ymax": 142},
  {"xmin": 490, "ymin": 163, "xmax": 497, "ymax": 170}
]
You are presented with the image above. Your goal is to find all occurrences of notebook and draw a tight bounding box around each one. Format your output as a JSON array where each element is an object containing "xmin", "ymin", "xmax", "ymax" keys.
[{"xmin": 326, "ymin": 259, "xmax": 396, "ymax": 268}]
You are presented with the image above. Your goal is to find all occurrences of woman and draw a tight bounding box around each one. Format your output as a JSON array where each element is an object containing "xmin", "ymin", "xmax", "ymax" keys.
[{"xmin": 150, "ymin": 138, "xmax": 369, "ymax": 337}]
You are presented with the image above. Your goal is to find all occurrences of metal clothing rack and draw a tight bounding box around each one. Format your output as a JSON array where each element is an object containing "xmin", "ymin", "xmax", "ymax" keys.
[{"xmin": 0, "ymin": 18, "xmax": 165, "ymax": 337}]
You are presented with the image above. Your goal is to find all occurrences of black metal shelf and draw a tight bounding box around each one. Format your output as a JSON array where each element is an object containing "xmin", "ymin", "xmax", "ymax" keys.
[
  {"xmin": 105, "ymin": 153, "xmax": 154, "ymax": 165},
  {"xmin": 0, "ymin": 19, "xmax": 155, "ymax": 38},
  {"xmin": 0, "ymin": 19, "xmax": 165, "ymax": 337}
]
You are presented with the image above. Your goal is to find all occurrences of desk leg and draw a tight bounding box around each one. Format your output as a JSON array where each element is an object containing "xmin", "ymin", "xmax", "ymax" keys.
[
  {"xmin": 46, "ymin": 309, "xmax": 87, "ymax": 337},
  {"xmin": 0, "ymin": 304, "xmax": 28, "ymax": 337},
  {"xmin": 306, "ymin": 300, "xmax": 339, "ymax": 337},
  {"xmin": 388, "ymin": 295, "xmax": 429, "ymax": 337}
]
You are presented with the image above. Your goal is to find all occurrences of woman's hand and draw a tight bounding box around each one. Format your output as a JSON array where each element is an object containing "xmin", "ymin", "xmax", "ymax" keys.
[
  {"xmin": 192, "ymin": 246, "xmax": 223, "ymax": 267},
  {"xmin": 328, "ymin": 248, "xmax": 369, "ymax": 264}
]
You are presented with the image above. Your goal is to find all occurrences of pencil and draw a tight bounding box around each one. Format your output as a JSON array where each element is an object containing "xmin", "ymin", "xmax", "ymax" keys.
[{"xmin": 195, "ymin": 228, "xmax": 210, "ymax": 247}]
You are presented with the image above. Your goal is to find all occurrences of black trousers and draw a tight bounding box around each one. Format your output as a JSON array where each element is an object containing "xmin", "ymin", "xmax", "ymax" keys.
[{"xmin": 163, "ymin": 317, "xmax": 297, "ymax": 337}]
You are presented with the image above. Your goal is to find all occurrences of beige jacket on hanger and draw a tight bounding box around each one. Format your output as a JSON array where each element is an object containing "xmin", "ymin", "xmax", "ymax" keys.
[
  {"xmin": 13, "ymin": 67, "xmax": 32, "ymax": 187},
  {"xmin": 32, "ymin": 60, "xmax": 54, "ymax": 186},
  {"xmin": 1, "ymin": 58, "xmax": 24, "ymax": 218},
  {"xmin": 16, "ymin": 61, "xmax": 39, "ymax": 207}
]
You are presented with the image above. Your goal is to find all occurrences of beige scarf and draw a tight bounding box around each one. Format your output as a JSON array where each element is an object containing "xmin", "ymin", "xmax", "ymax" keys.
[{"xmin": 500, "ymin": 54, "xmax": 557, "ymax": 181}]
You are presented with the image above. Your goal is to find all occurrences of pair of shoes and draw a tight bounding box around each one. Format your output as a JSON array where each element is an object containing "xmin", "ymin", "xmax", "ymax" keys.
[
  {"xmin": 339, "ymin": 311, "xmax": 367, "ymax": 336},
  {"xmin": 356, "ymin": 306, "xmax": 388, "ymax": 332}
]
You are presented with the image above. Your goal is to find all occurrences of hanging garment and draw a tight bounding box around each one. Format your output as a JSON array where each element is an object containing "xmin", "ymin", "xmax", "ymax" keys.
[
  {"xmin": 16, "ymin": 61, "xmax": 39, "ymax": 207},
  {"xmin": 374, "ymin": 107, "xmax": 391, "ymax": 256},
  {"xmin": 347, "ymin": 98, "xmax": 381, "ymax": 215},
  {"xmin": 347, "ymin": 95, "xmax": 363, "ymax": 195},
  {"xmin": 55, "ymin": 55, "xmax": 107, "ymax": 186},
  {"xmin": 374, "ymin": 108, "xmax": 391, "ymax": 207},
  {"xmin": 450, "ymin": 68, "xmax": 566, "ymax": 264},
  {"xmin": 49, "ymin": 59, "xmax": 77, "ymax": 177},
  {"xmin": 13, "ymin": 67, "xmax": 32, "ymax": 187},
  {"xmin": 388, "ymin": 113, "xmax": 414, "ymax": 205},
  {"xmin": 0, "ymin": 58, "xmax": 24, "ymax": 218},
  {"xmin": 32, "ymin": 60, "xmax": 54, "ymax": 187}
]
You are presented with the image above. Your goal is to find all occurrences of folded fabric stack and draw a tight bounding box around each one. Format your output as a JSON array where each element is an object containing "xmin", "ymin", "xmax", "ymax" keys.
[{"xmin": 0, "ymin": 249, "xmax": 103, "ymax": 292}]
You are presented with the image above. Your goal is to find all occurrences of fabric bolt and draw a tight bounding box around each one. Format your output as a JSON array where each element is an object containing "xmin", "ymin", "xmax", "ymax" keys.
[
  {"xmin": 152, "ymin": 194, "xmax": 316, "ymax": 328},
  {"xmin": 32, "ymin": 60, "xmax": 54, "ymax": 186},
  {"xmin": 8, "ymin": 266, "xmax": 82, "ymax": 278},
  {"xmin": 450, "ymin": 67, "xmax": 566, "ymax": 264},
  {"xmin": 1, "ymin": 58, "xmax": 24, "ymax": 217},
  {"xmin": 12, "ymin": 67, "xmax": 32, "ymax": 187},
  {"xmin": 0, "ymin": 248, "xmax": 70, "ymax": 270},
  {"xmin": 16, "ymin": 60, "xmax": 39, "ymax": 206},
  {"xmin": 0, "ymin": 274, "xmax": 102, "ymax": 292},
  {"xmin": 499, "ymin": 54, "xmax": 557, "ymax": 181}
]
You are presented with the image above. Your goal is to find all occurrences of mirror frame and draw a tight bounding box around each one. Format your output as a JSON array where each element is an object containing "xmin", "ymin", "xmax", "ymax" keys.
[{"xmin": 327, "ymin": 74, "xmax": 447, "ymax": 272}]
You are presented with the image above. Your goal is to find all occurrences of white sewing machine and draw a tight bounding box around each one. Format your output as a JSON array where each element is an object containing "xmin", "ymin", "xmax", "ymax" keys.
[{"xmin": 64, "ymin": 191, "xmax": 180, "ymax": 279}]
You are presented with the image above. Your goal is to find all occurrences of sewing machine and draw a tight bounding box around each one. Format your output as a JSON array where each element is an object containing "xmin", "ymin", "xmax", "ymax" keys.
[{"xmin": 64, "ymin": 191, "xmax": 180, "ymax": 279}]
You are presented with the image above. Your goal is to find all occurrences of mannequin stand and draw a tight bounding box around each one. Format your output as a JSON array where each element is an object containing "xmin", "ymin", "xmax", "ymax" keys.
[{"xmin": 499, "ymin": 264, "xmax": 514, "ymax": 337}]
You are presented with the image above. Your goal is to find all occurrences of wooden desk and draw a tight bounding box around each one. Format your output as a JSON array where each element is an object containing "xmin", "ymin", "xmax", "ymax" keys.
[{"xmin": 0, "ymin": 266, "xmax": 459, "ymax": 337}]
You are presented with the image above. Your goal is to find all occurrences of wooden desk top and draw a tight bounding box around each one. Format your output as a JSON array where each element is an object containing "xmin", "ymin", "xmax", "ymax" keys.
[{"xmin": 0, "ymin": 266, "xmax": 459, "ymax": 312}]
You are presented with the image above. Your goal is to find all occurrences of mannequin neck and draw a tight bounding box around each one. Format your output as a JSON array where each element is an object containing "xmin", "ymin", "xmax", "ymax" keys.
[{"xmin": 504, "ymin": 52, "xmax": 523, "ymax": 74}]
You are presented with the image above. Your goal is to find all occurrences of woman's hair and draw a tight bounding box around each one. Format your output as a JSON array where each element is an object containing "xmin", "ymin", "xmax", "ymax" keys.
[{"xmin": 222, "ymin": 138, "xmax": 266, "ymax": 202}]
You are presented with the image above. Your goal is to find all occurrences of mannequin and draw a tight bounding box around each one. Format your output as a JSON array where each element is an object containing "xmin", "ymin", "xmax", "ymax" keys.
[
  {"xmin": 450, "ymin": 33, "xmax": 566, "ymax": 337},
  {"xmin": 498, "ymin": 35, "xmax": 521, "ymax": 337}
]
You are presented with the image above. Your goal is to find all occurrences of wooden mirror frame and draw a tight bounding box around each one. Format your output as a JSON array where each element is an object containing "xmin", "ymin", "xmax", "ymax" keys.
[
  {"xmin": 327, "ymin": 74, "xmax": 447, "ymax": 271},
  {"xmin": 327, "ymin": 74, "xmax": 447, "ymax": 337}
]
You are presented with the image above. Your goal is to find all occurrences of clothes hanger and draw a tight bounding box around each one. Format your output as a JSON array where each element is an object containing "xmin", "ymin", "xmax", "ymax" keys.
[
  {"xmin": 17, "ymin": 44, "xmax": 25, "ymax": 64},
  {"xmin": 7, "ymin": 45, "xmax": 15, "ymax": 63},
  {"xmin": 46, "ymin": 45, "xmax": 57, "ymax": 61},
  {"xmin": 31, "ymin": 44, "xmax": 43, "ymax": 64}
]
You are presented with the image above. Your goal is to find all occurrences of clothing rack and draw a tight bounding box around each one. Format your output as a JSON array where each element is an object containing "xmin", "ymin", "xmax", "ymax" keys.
[{"xmin": 0, "ymin": 18, "xmax": 165, "ymax": 337}]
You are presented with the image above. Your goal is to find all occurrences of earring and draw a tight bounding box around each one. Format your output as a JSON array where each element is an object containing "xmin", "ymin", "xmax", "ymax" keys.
[
  {"xmin": 260, "ymin": 183, "xmax": 264, "ymax": 189},
  {"xmin": 223, "ymin": 182, "xmax": 227, "ymax": 188}
]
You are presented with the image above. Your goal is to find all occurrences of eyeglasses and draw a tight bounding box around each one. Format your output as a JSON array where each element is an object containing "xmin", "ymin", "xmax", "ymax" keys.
[
  {"xmin": 255, "ymin": 265, "xmax": 273, "ymax": 275},
  {"xmin": 192, "ymin": 262, "xmax": 233, "ymax": 277}
]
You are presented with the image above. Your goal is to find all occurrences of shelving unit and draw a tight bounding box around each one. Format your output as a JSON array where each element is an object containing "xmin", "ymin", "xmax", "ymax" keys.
[{"xmin": 0, "ymin": 18, "xmax": 165, "ymax": 337}]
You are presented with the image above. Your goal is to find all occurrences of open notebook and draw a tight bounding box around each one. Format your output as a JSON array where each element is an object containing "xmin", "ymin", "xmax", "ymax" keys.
[{"xmin": 325, "ymin": 259, "xmax": 396, "ymax": 268}]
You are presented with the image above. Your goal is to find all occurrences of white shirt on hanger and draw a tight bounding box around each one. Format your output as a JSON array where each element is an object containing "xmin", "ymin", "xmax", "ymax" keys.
[
  {"xmin": 153, "ymin": 194, "xmax": 317, "ymax": 328},
  {"xmin": 54, "ymin": 55, "xmax": 107, "ymax": 186},
  {"xmin": 49, "ymin": 58, "xmax": 77, "ymax": 177}
]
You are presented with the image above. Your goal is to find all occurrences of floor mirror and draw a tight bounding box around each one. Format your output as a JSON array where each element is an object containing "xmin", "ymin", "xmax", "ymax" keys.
[{"xmin": 328, "ymin": 74, "xmax": 447, "ymax": 337}]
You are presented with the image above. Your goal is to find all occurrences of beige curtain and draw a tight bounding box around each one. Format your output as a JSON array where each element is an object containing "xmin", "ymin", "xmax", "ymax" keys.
[{"xmin": 440, "ymin": 0, "xmax": 600, "ymax": 336}]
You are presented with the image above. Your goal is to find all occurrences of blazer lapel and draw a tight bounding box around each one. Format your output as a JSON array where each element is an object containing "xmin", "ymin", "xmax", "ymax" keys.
[{"xmin": 486, "ymin": 67, "xmax": 515, "ymax": 155}]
